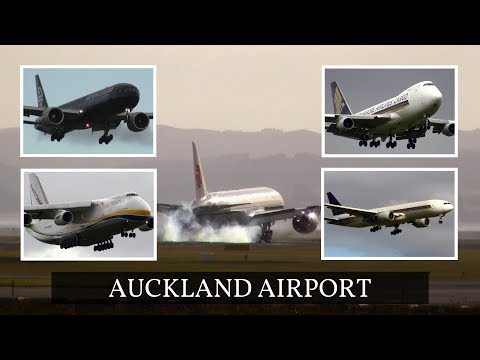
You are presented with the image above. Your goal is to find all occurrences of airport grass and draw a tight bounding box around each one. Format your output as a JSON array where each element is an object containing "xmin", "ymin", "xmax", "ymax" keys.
[{"xmin": 1, "ymin": 242, "xmax": 479, "ymax": 285}]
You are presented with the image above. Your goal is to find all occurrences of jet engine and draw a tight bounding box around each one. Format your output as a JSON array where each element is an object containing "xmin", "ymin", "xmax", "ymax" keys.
[
  {"xmin": 376, "ymin": 211, "xmax": 395, "ymax": 222},
  {"xmin": 412, "ymin": 218, "xmax": 430, "ymax": 228},
  {"xmin": 24, "ymin": 213, "xmax": 32, "ymax": 225},
  {"xmin": 54, "ymin": 210, "xmax": 73, "ymax": 226},
  {"xmin": 442, "ymin": 123, "xmax": 455, "ymax": 136},
  {"xmin": 40, "ymin": 107, "xmax": 64, "ymax": 125},
  {"xmin": 127, "ymin": 112, "xmax": 150, "ymax": 132},
  {"xmin": 292, "ymin": 211, "xmax": 319, "ymax": 234},
  {"xmin": 336, "ymin": 117, "xmax": 354, "ymax": 131},
  {"xmin": 139, "ymin": 217, "xmax": 154, "ymax": 231}
]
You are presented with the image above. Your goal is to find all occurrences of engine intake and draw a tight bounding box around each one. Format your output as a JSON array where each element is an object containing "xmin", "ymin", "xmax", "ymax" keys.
[
  {"xmin": 127, "ymin": 112, "xmax": 150, "ymax": 132},
  {"xmin": 337, "ymin": 117, "xmax": 354, "ymax": 131},
  {"xmin": 292, "ymin": 212, "xmax": 319, "ymax": 234},
  {"xmin": 139, "ymin": 217, "xmax": 154, "ymax": 231},
  {"xmin": 44, "ymin": 107, "xmax": 64, "ymax": 125},
  {"xmin": 24, "ymin": 213, "xmax": 32, "ymax": 225},
  {"xmin": 54, "ymin": 210, "xmax": 73, "ymax": 226},
  {"xmin": 442, "ymin": 123, "xmax": 454, "ymax": 136},
  {"xmin": 376, "ymin": 211, "xmax": 395, "ymax": 222},
  {"xmin": 412, "ymin": 218, "xmax": 430, "ymax": 228}
]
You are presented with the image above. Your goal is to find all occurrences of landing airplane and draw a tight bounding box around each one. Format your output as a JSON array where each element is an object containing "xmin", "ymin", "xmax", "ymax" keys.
[
  {"xmin": 325, "ymin": 81, "xmax": 455, "ymax": 149},
  {"xmin": 23, "ymin": 75, "xmax": 153, "ymax": 144},
  {"xmin": 324, "ymin": 192, "xmax": 454, "ymax": 235},
  {"xmin": 23, "ymin": 173, "xmax": 154, "ymax": 251},
  {"xmin": 157, "ymin": 142, "xmax": 320, "ymax": 243}
]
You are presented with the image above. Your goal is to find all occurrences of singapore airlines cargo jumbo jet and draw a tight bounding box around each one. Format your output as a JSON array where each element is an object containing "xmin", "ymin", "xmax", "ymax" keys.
[
  {"xmin": 325, "ymin": 81, "xmax": 455, "ymax": 149},
  {"xmin": 324, "ymin": 192, "xmax": 454, "ymax": 235},
  {"xmin": 23, "ymin": 173, "xmax": 154, "ymax": 251},
  {"xmin": 157, "ymin": 142, "xmax": 320, "ymax": 243},
  {"xmin": 23, "ymin": 75, "xmax": 153, "ymax": 144}
]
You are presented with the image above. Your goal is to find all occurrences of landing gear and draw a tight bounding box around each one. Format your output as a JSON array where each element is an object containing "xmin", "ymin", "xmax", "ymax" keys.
[
  {"xmin": 407, "ymin": 138, "xmax": 416, "ymax": 150},
  {"xmin": 369, "ymin": 140, "xmax": 380, "ymax": 148},
  {"xmin": 99, "ymin": 131, "xmax": 113, "ymax": 145},
  {"xmin": 439, "ymin": 214, "xmax": 445, "ymax": 224},
  {"xmin": 121, "ymin": 231, "xmax": 136, "ymax": 238},
  {"xmin": 94, "ymin": 238, "xmax": 114, "ymax": 251},
  {"xmin": 60, "ymin": 234, "xmax": 81, "ymax": 249},
  {"xmin": 258, "ymin": 223, "xmax": 273, "ymax": 243},
  {"xmin": 386, "ymin": 136, "xmax": 397, "ymax": 149},
  {"xmin": 370, "ymin": 225, "xmax": 381, "ymax": 232},
  {"xmin": 390, "ymin": 226, "xmax": 402, "ymax": 235},
  {"xmin": 358, "ymin": 135, "xmax": 368, "ymax": 147},
  {"xmin": 50, "ymin": 132, "xmax": 64, "ymax": 142}
]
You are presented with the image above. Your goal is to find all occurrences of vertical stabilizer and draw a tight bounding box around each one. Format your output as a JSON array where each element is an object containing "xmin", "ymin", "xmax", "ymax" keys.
[
  {"xmin": 326, "ymin": 192, "xmax": 345, "ymax": 216},
  {"xmin": 29, "ymin": 173, "xmax": 49, "ymax": 205},
  {"xmin": 35, "ymin": 75, "xmax": 48, "ymax": 108},
  {"xmin": 192, "ymin": 142, "xmax": 208, "ymax": 200},
  {"xmin": 330, "ymin": 81, "xmax": 352, "ymax": 115}
]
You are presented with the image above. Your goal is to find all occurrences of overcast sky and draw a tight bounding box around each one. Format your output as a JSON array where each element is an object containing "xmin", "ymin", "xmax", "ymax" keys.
[
  {"xmin": 1, "ymin": 46, "xmax": 478, "ymax": 133},
  {"xmin": 323, "ymin": 170, "xmax": 456, "ymax": 258},
  {"xmin": 22, "ymin": 67, "xmax": 154, "ymax": 155},
  {"xmin": 324, "ymin": 68, "xmax": 456, "ymax": 155},
  {"xmin": 23, "ymin": 171, "xmax": 155, "ymax": 260}
]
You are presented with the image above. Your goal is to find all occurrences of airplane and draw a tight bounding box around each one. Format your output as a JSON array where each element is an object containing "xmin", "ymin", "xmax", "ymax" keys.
[
  {"xmin": 23, "ymin": 75, "xmax": 153, "ymax": 144},
  {"xmin": 324, "ymin": 192, "xmax": 454, "ymax": 235},
  {"xmin": 157, "ymin": 142, "xmax": 320, "ymax": 243},
  {"xmin": 23, "ymin": 173, "xmax": 154, "ymax": 251},
  {"xmin": 325, "ymin": 81, "xmax": 455, "ymax": 149}
]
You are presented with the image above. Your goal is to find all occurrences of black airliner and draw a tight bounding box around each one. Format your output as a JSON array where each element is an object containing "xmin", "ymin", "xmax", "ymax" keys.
[{"xmin": 23, "ymin": 75, "xmax": 153, "ymax": 144}]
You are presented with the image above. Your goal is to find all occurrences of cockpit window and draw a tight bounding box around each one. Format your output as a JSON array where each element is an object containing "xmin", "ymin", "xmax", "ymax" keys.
[
  {"xmin": 126, "ymin": 193, "xmax": 138, "ymax": 197},
  {"xmin": 443, "ymin": 202, "xmax": 450, "ymax": 205},
  {"xmin": 423, "ymin": 82, "xmax": 434, "ymax": 86}
]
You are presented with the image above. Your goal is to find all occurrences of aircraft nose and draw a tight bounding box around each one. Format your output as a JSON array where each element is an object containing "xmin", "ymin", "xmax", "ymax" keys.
[
  {"xmin": 131, "ymin": 196, "xmax": 152, "ymax": 215},
  {"xmin": 430, "ymin": 86, "xmax": 442, "ymax": 112},
  {"xmin": 446, "ymin": 204, "xmax": 454, "ymax": 213}
]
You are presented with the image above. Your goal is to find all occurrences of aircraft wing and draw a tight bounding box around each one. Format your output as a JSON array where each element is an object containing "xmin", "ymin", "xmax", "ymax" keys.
[
  {"xmin": 23, "ymin": 106, "xmax": 84, "ymax": 119},
  {"xmin": 157, "ymin": 203, "xmax": 185, "ymax": 214},
  {"xmin": 24, "ymin": 201, "xmax": 93, "ymax": 219},
  {"xmin": 324, "ymin": 203, "xmax": 377, "ymax": 218},
  {"xmin": 113, "ymin": 112, "xmax": 154, "ymax": 121},
  {"xmin": 250, "ymin": 205, "xmax": 320, "ymax": 225},
  {"xmin": 325, "ymin": 114, "xmax": 392, "ymax": 127},
  {"xmin": 429, "ymin": 118, "xmax": 455, "ymax": 134}
]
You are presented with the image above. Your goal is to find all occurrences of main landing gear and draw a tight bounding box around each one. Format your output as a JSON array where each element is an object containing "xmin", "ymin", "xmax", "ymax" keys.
[
  {"xmin": 370, "ymin": 225, "xmax": 381, "ymax": 232},
  {"xmin": 121, "ymin": 231, "xmax": 136, "ymax": 238},
  {"xmin": 99, "ymin": 130, "xmax": 113, "ymax": 145},
  {"xmin": 391, "ymin": 226, "xmax": 402, "ymax": 235},
  {"xmin": 406, "ymin": 137, "xmax": 417, "ymax": 150},
  {"xmin": 94, "ymin": 238, "xmax": 114, "ymax": 251},
  {"xmin": 358, "ymin": 135, "xmax": 369, "ymax": 147},
  {"xmin": 60, "ymin": 234, "xmax": 81, "ymax": 249},
  {"xmin": 50, "ymin": 132, "xmax": 64, "ymax": 142},
  {"xmin": 386, "ymin": 136, "xmax": 397, "ymax": 148},
  {"xmin": 369, "ymin": 139, "xmax": 380, "ymax": 148},
  {"xmin": 258, "ymin": 223, "xmax": 273, "ymax": 243}
]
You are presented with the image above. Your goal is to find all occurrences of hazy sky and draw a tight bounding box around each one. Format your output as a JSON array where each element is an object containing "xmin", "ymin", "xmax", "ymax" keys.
[
  {"xmin": 324, "ymin": 68, "xmax": 456, "ymax": 155},
  {"xmin": 323, "ymin": 171, "xmax": 456, "ymax": 258},
  {"xmin": 22, "ymin": 67, "xmax": 154, "ymax": 155},
  {"xmin": 23, "ymin": 171, "xmax": 155, "ymax": 260},
  {"xmin": 1, "ymin": 45, "xmax": 478, "ymax": 133}
]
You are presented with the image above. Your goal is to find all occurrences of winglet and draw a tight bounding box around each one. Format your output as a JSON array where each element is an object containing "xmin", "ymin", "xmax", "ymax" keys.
[
  {"xmin": 192, "ymin": 142, "xmax": 208, "ymax": 200},
  {"xmin": 330, "ymin": 81, "xmax": 352, "ymax": 115},
  {"xmin": 35, "ymin": 75, "xmax": 48, "ymax": 108},
  {"xmin": 326, "ymin": 192, "xmax": 345, "ymax": 216}
]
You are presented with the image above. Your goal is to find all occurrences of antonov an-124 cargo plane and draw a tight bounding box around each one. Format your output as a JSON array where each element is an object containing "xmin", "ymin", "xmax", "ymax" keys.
[
  {"xmin": 325, "ymin": 81, "xmax": 455, "ymax": 149},
  {"xmin": 324, "ymin": 192, "xmax": 454, "ymax": 235},
  {"xmin": 157, "ymin": 142, "xmax": 320, "ymax": 243},
  {"xmin": 23, "ymin": 173, "xmax": 154, "ymax": 251}
]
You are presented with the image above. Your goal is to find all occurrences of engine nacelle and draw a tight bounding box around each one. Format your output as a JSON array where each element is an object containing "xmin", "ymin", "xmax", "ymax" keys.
[
  {"xmin": 40, "ymin": 107, "xmax": 64, "ymax": 126},
  {"xmin": 139, "ymin": 217, "xmax": 154, "ymax": 231},
  {"xmin": 442, "ymin": 123, "xmax": 454, "ymax": 136},
  {"xmin": 292, "ymin": 212, "xmax": 319, "ymax": 234},
  {"xmin": 376, "ymin": 211, "xmax": 395, "ymax": 222},
  {"xmin": 24, "ymin": 213, "xmax": 32, "ymax": 225},
  {"xmin": 412, "ymin": 218, "xmax": 430, "ymax": 228},
  {"xmin": 54, "ymin": 210, "xmax": 73, "ymax": 226},
  {"xmin": 127, "ymin": 112, "xmax": 150, "ymax": 132},
  {"xmin": 336, "ymin": 117, "xmax": 354, "ymax": 131}
]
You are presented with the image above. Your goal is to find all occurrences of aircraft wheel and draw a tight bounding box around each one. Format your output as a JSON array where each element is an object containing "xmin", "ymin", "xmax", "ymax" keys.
[
  {"xmin": 108, "ymin": 134, "xmax": 113, "ymax": 141},
  {"xmin": 393, "ymin": 141, "xmax": 397, "ymax": 147},
  {"xmin": 359, "ymin": 140, "xmax": 363, "ymax": 146},
  {"xmin": 386, "ymin": 142, "xmax": 390, "ymax": 148},
  {"xmin": 407, "ymin": 143, "xmax": 411, "ymax": 149},
  {"xmin": 129, "ymin": 233, "xmax": 133, "ymax": 238},
  {"xmin": 412, "ymin": 143, "xmax": 416, "ymax": 149},
  {"xmin": 99, "ymin": 137, "xmax": 104, "ymax": 144},
  {"xmin": 439, "ymin": 220, "xmax": 443, "ymax": 224},
  {"xmin": 51, "ymin": 135, "xmax": 55, "ymax": 141},
  {"xmin": 133, "ymin": 233, "xmax": 136, "ymax": 238},
  {"xmin": 413, "ymin": 138, "xmax": 417, "ymax": 143}
]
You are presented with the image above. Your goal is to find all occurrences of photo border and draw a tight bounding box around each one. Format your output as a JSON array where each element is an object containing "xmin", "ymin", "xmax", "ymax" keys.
[
  {"xmin": 321, "ymin": 65, "xmax": 458, "ymax": 158},
  {"xmin": 320, "ymin": 167, "xmax": 458, "ymax": 260},
  {"xmin": 20, "ymin": 168, "xmax": 158, "ymax": 261},
  {"xmin": 20, "ymin": 65, "xmax": 157, "ymax": 158}
]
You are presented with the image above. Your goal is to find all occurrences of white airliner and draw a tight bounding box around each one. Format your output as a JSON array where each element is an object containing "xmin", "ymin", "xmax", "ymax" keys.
[
  {"xmin": 23, "ymin": 173, "xmax": 154, "ymax": 251},
  {"xmin": 157, "ymin": 142, "xmax": 319, "ymax": 243},
  {"xmin": 325, "ymin": 81, "xmax": 455, "ymax": 149},
  {"xmin": 324, "ymin": 192, "xmax": 454, "ymax": 235}
]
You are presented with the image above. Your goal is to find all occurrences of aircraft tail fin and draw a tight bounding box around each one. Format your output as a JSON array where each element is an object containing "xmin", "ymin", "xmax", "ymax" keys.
[
  {"xmin": 29, "ymin": 173, "xmax": 49, "ymax": 205},
  {"xmin": 330, "ymin": 81, "xmax": 352, "ymax": 115},
  {"xmin": 327, "ymin": 192, "xmax": 345, "ymax": 216},
  {"xmin": 35, "ymin": 75, "xmax": 48, "ymax": 108},
  {"xmin": 192, "ymin": 142, "xmax": 209, "ymax": 200}
]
